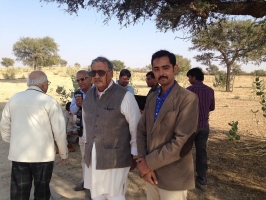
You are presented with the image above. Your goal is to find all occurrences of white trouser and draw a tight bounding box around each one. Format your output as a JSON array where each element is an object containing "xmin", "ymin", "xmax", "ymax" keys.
[
  {"xmin": 93, "ymin": 194, "xmax": 126, "ymax": 200},
  {"xmin": 146, "ymin": 182, "xmax": 187, "ymax": 200},
  {"xmin": 79, "ymin": 137, "xmax": 85, "ymax": 179}
]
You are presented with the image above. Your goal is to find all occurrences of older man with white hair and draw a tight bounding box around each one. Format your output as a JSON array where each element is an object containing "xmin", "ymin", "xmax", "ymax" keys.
[{"xmin": 0, "ymin": 70, "xmax": 68, "ymax": 200}]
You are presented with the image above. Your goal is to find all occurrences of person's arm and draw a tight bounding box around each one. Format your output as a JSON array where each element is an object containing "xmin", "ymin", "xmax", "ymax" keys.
[
  {"xmin": 70, "ymin": 95, "xmax": 80, "ymax": 114},
  {"xmin": 145, "ymin": 93, "xmax": 199, "ymax": 171},
  {"xmin": 0, "ymin": 101, "xmax": 11, "ymax": 143},
  {"xmin": 121, "ymin": 92, "xmax": 141, "ymax": 156},
  {"xmin": 49, "ymin": 100, "xmax": 68, "ymax": 160}
]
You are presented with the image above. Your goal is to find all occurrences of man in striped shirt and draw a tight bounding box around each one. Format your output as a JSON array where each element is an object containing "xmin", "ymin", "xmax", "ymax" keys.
[{"xmin": 186, "ymin": 68, "xmax": 215, "ymax": 192}]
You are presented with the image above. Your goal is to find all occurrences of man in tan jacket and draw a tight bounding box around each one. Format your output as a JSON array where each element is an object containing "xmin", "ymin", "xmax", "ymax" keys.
[{"xmin": 137, "ymin": 50, "xmax": 199, "ymax": 200}]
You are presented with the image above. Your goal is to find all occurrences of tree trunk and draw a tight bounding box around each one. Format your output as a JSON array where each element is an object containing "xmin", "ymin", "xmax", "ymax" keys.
[{"xmin": 226, "ymin": 64, "xmax": 232, "ymax": 92}]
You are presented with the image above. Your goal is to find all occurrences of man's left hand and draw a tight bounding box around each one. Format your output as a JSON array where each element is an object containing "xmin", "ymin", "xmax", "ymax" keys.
[{"xmin": 143, "ymin": 171, "xmax": 158, "ymax": 185}]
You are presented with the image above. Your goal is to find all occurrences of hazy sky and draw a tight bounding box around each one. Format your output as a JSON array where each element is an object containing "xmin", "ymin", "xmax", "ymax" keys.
[{"xmin": 1, "ymin": 0, "xmax": 265, "ymax": 72}]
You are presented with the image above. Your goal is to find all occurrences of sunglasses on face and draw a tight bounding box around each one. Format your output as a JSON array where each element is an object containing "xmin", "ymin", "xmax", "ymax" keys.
[
  {"xmin": 76, "ymin": 77, "xmax": 89, "ymax": 83},
  {"xmin": 89, "ymin": 70, "xmax": 110, "ymax": 77}
]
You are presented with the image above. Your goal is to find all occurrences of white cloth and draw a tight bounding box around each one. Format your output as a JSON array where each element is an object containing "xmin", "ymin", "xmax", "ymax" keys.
[
  {"xmin": 0, "ymin": 86, "xmax": 68, "ymax": 162},
  {"xmin": 84, "ymin": 82, "xmax": 141, "ymax": 198},
  {"xmin": 64, "ymin": 111, "xmax": 77, "ymax": 133}
]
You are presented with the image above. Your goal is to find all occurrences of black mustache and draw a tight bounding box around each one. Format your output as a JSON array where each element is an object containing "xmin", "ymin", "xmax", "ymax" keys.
[{"xmin": 159, "ymin": 76, "xmax": 168, "ymax": 80}]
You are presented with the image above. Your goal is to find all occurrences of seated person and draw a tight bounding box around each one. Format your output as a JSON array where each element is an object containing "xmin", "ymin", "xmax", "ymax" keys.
[{"xmin": 64, "ymin": 102, "xmax": 78, "ymax": 152}]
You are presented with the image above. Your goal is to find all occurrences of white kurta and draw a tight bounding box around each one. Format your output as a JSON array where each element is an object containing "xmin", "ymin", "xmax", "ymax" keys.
[{"xmin": 83, "ymin": 82, "xmax": 141, "ymax": 199}]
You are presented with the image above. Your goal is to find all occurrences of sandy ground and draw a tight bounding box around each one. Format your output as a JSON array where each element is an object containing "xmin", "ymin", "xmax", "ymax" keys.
[{"xmin": 0, "ymin": 69, "xmax": 265, "ymax": 199}]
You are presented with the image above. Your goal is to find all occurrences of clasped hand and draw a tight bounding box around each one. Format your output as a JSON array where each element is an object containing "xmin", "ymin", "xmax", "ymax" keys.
[{"xmin": 136, "ymin": 158, "xmax": 158, "ymax": 185}]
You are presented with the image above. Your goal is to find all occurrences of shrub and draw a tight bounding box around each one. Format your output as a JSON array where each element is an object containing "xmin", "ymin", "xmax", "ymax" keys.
[{"xmin": 1, "ymin": 67, "xmax": 17, "ymax": 80}]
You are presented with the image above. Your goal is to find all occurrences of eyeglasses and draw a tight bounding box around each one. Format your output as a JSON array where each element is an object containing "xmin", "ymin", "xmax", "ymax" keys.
[
  {"xmin": 76, "ymin": 77, "xmax": 89, "ymax": 83},
  {"xmin": 46, "ymin": 81, "xmax": 51, "ymax": 85},
  {"xmin": 89, "ymin": 70, "xmax": 110, "ymax": 77}
]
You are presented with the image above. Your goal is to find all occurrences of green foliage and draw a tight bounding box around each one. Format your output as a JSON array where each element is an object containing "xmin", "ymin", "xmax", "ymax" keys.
[
  {"xmin": 225, "ymin": 121, "xmax": 240, "ymax": 144},
  {"xmin": 74, "ymin": 63, "xmax": 81, "ymax": 68},
  {"xmin": 71, "ymin": 75, "xmax": 79, "ymax": 91},
  {"xmin": 1, "ymin": 57, "xmax": 15, "ymax": 67},
  {"xmin": 253, "ymin": 76, "xmax": 266, "ymax": 118},
  {"xmin": 112, "ymin": 60, "xmax": 126, "ymax": 71},
  {"xmin": 1, "ymin": 67, "xmax": 17, "ymax": 80},
  {"xmin": 56, "ymin": 86, "xmax": 72, "ymax": 106},
  {"xmin": 175, "ymin": 54, "xmax": 191, "ymax": 74},
  {"xmin": 60, "ymin": 59, "xmax": 68, "ymax": 66},
  {"xmin": 190, "ymin": 19, "xmax": 266, "ymax": 92},
  {"xmin": 213, "ymin": 71, "xmax": 227, "ymax": 89},
  {"xmin": 56, "ymin": 72, "xmax": 79, "ymax": 105},
  {"xmin": 206, "ymin": 64, "xmax": 219, "ymax": 75},
  {"xmin": 251, "ymin": 69, "xmax": 266, "ymax": 76},
  {"xmin": 13, "ymin": 36, "xmax": 60, "ymax": 70},
  {"xmin": 41, "ymin": 0, "xmax": 266, "ymax": 35}
]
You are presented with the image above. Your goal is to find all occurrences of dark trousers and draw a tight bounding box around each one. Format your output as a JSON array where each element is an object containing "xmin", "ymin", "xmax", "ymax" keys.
[
  {"xmin": 11, "ymin": 161, "xmax": 54, "ymax": 200},
  {"xmin": 195, "ymin": 127, "xmax": 209, "ymax": 184}
]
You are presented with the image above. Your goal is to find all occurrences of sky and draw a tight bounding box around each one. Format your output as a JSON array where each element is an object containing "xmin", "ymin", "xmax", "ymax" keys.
[{"xmin": 0, "ymin": 0, "xmax": 265, "ymax": 72}]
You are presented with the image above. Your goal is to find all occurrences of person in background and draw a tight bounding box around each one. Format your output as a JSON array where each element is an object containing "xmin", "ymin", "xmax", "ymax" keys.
[
  {"xmin": 146, "ymin": 71, "xmax": 159, "ymax": 96},
  {"xmin": 116, "ymin": 69, "xmax": 135, "ymax": 94},
  {"xmin": 70, "ymin": 70, "xmax": 92, "ymax": 191},
  {"xmin": 137, "ymin": 50, "xmax": 198, "ymax": 200},
  {"xmin": 83, "ymin": 56, "xmax": 141, "ymax": 200},
  {"xmin": 64, "ymin": 102, "xmax": 78, "ymax": 152},
  {"xmin": 0, "ymin": 71, "xmax": 68, "ymax": 200},
  {"xmin": 186, "ymin": 67, "xmax": 215, "ymax": 192}
]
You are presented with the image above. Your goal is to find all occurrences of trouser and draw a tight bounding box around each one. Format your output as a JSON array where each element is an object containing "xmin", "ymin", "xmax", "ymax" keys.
[
  {"xmin": 11, "ymin": 161, "xmax": 54, "ymax": 200},
  {"xmin": 195, "ymin": 127, "xmax": 209, "ymax": 184},
  {"xmin": 146, "ymin": 183, "xmax": 187, "ymax": 200},
  {"xmin": 93, "ymin": 194, "xmax": 126, "ymax": 200},
  {"xmin": 79, "ymin": 137, "xmax": 85, "ymax": 179}
]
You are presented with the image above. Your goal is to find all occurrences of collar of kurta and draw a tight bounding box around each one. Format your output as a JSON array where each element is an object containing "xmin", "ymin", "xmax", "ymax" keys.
[{"xmin": 27, "ymin": 86, "xmax": 44, "ymax": 93}]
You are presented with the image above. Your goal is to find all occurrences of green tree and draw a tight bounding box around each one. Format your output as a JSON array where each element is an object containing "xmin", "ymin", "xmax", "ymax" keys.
[
  {"xmin": 1, "ymin": 57, "xmax": 15, "ymax": 67},
  {"xmin": 41, "ymin": 0, "xmax": 266, "ymax": 33},
  {"xmin": 60, "ymin": 59, "xmax": 68, "ymax": 66},
  {"xmin": 175, "ymin": 54, "xmax": 191, "ymax": 74},
  {"xmin": 13, "ymin": 36, "xmax": 60, "ymax": 70},
  {"xmin": 74, "ymin": 63, "xmax": 81, "ymax": 68},
  {"xmin": 206, "ymin": 64, "xmax": 219, "ymax": 75},
  {"xmin": 112, "ymin": 60, "xmax": 126, "ymax": 71},
  {"xmin": 190, "ymin": 20, "xmax": 266, "ymax": 92}
]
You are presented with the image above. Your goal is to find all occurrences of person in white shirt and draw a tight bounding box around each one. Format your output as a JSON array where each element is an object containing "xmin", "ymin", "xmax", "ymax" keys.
[
  {"xmin": 82, "ymin": 57, "xmax": 141, "ymax": 200},
  {"xmin": 0, "ymin": 70, "xmax": 68, "ymax": 200}
]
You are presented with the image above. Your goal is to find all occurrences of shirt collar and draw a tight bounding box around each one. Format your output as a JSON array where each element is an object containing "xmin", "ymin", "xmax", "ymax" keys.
[
  {"xmin": 97, "ymin": 80, "xmax": 114, "ymax": 98},
  {"xmin": 27, "ymin": 86, "xmax": 43, "ymax": 92}
]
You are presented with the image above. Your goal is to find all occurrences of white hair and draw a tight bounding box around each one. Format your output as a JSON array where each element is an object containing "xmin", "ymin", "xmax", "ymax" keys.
[{"xmin": 27, "ymin": 71, "xmax": 48, "ymax": 87}]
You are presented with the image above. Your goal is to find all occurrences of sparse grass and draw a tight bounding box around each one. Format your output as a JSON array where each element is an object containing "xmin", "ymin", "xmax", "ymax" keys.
[{"xmin": 233, "ymin": 95, "xmax": 240, "ymax": 99}]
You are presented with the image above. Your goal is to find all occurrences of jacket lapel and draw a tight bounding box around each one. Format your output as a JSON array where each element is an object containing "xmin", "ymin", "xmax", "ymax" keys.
[{"xmin": 150, "ymin": 84, "xmax": 180, "ymax": 134}]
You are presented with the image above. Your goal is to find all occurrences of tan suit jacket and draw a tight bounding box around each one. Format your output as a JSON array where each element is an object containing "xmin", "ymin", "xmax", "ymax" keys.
[{"xmin": 137, "ymin": 83, "xmax": 198, "ymax": 191}]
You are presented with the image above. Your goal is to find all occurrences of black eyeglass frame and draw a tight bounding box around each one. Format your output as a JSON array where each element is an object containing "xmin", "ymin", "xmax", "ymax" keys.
[
  {"xmin": 89, "ymin": 70, "xmax": 110, "ymax": 77},
  {"xmin": 76, "ymin": 77, "xmax": 90, "ymax": 83}
]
